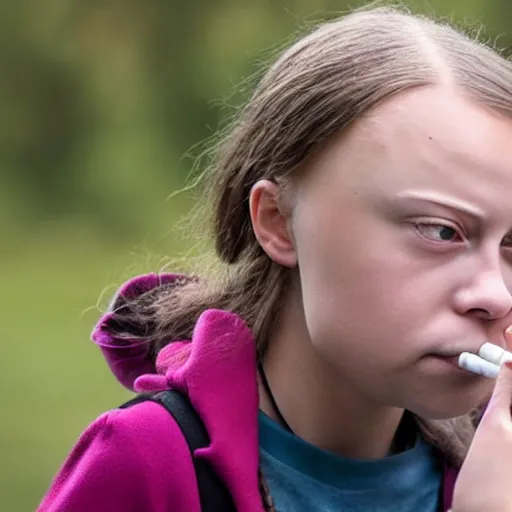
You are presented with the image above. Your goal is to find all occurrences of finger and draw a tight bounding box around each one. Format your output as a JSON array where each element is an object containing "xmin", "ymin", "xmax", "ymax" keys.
[
  {"xmin": 506, "ymin": 325, "xmax": 512, "ymax": 351},
  {"xmin": 487, "ymin": 359, "xmax": 512, "ymax": 413}
]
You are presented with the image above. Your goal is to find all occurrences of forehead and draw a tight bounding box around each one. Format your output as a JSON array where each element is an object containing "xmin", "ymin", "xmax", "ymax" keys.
[{"xmin": 300, "ymin": 86, "xmax": 512, "ymax": 220}]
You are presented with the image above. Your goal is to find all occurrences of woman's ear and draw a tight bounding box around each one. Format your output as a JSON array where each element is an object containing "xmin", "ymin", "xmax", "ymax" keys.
[{"xmin": 249, "ymin": 179, "xmax": 297, "ymax": 268}]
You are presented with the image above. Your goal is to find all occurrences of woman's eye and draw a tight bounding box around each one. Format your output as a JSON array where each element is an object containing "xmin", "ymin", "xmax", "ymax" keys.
[
  {"xmin": 502, "ymin": 234, "xmax": 512, "ymax": 248},
  {"xmin": 415, "ymin": 223, "xmax": 461, "ymax": 243}
]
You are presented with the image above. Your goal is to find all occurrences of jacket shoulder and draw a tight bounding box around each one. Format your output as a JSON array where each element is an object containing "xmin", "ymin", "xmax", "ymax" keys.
[{"xmin": 38, "ymin": 400, "xmax": 200, "ymax": 512}]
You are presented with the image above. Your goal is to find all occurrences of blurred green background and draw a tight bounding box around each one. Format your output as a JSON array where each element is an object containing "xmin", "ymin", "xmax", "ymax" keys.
[{"xmin": 2, "ymin": 1, "xmax": 512, "ymax": 510}]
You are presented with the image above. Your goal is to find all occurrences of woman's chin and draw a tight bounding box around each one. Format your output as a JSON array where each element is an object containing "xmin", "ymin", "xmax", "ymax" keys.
[
  {"xmin": 397, "ymin": 373, "xmax": 493, "ymax": 420},
  {"xmin": 404, "ymin": 388, "xmax": 491, "ymax": 420},
  {"xmin": 408, "ymin": 398, "xmax": 485, "ymax": 420}
]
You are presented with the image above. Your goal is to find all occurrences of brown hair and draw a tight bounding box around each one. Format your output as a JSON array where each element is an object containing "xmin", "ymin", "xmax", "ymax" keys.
[{"xmin": 112, "ymin": 4, "xmax": 512, "ymax": 476}]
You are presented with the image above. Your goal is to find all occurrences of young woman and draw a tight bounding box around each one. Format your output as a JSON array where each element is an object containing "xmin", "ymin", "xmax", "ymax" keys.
[{"xmin": 39, "ymin": 5, "xmax": 512, "ymax": 511}]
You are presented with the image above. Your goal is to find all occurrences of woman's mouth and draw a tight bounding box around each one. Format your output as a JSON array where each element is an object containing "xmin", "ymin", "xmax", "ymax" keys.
[
  {"xmin": 429, "ymin": 354, "xmax": 461, "ymax": 368},
  {"xmin": 425, "ymin": 353, "xmax": 474, "ymax": 374}
]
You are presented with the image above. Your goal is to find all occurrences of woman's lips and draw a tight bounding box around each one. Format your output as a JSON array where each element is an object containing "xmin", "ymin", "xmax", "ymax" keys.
[
  {"xmin": 426, "ymin": 354, "xmax": 471, "ymax": 372},
  {"xmin": 431, "ymin": 354, "xmax": 460, "ymax": 365}
]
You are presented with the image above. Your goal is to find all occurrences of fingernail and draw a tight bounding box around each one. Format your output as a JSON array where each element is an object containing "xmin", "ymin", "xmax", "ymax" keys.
[
  {"xmin": 505, "ymin": 325, "xmax": 512, "ymax": 335},
  {"xmin": 505, "ymin": 361, "xmax": 512, "ymax": 370}
]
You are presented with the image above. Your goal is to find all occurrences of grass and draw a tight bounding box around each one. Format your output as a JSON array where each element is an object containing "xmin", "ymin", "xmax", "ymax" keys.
[{"xmin": 1, "ymin": 223, "xmax": 192, "ymax": 511}]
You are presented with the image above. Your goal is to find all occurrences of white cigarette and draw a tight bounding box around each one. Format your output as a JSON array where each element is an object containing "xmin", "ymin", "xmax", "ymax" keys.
[
  {"xmin": 478, "ymin": 342, "xmax": 512, "ymax": 366},
  {"xmin": 458, "ymin": 352, "xmax": 500, "ymax": 379}
]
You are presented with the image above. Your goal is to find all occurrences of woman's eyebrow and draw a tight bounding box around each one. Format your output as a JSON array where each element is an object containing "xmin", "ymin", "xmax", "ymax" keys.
[{"xmin": 393, "ymin": 191, "xmax": 486, "ymax": 222}]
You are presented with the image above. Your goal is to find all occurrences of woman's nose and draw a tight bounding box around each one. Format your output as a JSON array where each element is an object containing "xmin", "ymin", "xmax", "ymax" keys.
[{"xmin": 453, "ymin": 268, "xmax": 512, "ymax": 320}]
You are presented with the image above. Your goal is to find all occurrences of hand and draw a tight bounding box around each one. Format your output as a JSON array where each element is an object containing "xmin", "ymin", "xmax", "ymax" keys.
[{"xmin": 451, "ymin": 333, "xmax": 512, "ymax": 512}]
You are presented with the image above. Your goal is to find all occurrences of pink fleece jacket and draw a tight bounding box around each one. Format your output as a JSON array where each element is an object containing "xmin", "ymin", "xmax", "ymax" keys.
[{"xmin": 37, "ymin": 273, "xmax": 458, "ymax": 511}]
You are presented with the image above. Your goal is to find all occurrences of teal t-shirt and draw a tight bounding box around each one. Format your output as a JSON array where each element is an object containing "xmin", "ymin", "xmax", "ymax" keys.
[{"xmin": 259, "ymin": 411, "xmax": 442, "ymax": 511}]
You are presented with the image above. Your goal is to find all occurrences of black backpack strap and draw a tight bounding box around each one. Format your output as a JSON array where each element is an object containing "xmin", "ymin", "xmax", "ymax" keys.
[{"xmin": 120, "ymin": 390, "xmax": 236, "ymax": 512}]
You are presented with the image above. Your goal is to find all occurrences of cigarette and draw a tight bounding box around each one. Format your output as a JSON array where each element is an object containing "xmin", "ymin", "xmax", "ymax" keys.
[
  {"xmin": 478, "ymin": 342, "xmax": 512, "ymax": 366},
  {"xmin": 458, "ymin": 352, "xmax": 500, "ymax": 379},
  {"xmin": 458, "ymin": 343, "xmax": 512, "ymax": 378}
]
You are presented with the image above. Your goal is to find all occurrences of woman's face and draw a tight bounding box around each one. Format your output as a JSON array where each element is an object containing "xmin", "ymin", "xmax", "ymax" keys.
[{"xmin": 290, "ymin": 86, "xmax": 512, "ymax": 418}]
